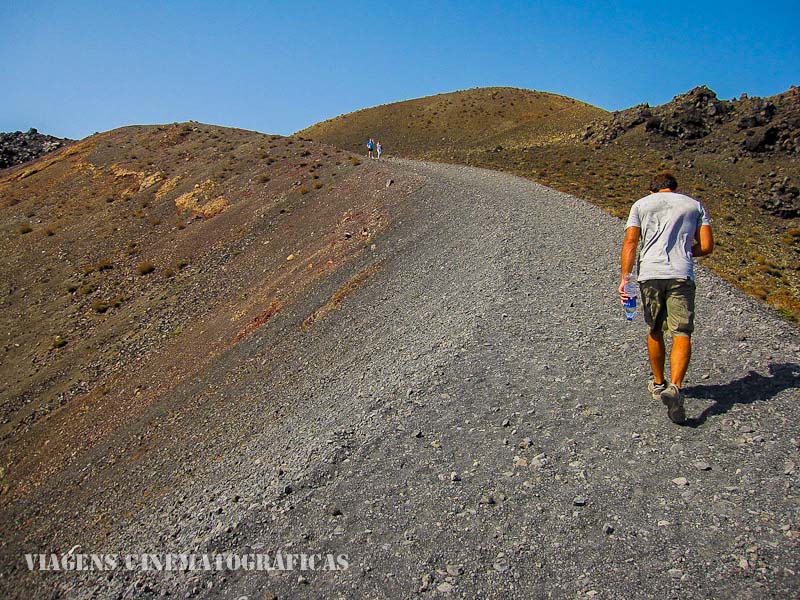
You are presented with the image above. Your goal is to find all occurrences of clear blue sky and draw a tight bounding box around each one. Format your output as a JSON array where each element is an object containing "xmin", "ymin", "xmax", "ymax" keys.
[{"xmin": 3, "ymin": 1, "xmax": 798, "ymax": 140}]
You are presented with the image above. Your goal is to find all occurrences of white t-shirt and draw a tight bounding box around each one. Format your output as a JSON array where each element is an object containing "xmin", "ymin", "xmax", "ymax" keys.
[{"xmin": 625, "ymin": 192, "xmax": 712, "ymax": 281}]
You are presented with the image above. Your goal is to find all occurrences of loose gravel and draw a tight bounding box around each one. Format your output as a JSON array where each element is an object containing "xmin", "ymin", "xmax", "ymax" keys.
[{"xmin": 2, "ymin": 159, "xmax": 798, "ymax": 599}]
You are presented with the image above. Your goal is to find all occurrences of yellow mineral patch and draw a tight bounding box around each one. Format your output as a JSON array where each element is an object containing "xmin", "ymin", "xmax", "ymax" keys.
[
  {"xmin": 155, "ymin": 176, "xmax": 182, "ymax": 200},
  {"xmin": 139, "ymin": 172, "xmax": 164, "ymax": 192},
  {"xmin": 76, "ymin": 162, "xmax": 101, "ymax": 178},
  {"xmin": 110, "ymin": 164, "xmax": 143, "ymax": 179},
  {"xmin": 175, "ymin": 180, "xmax": 228, "ymax": 218},
  {"xmin": 197, "ymin": 196, "xmax": 229, "ymax": 219},
  {"xmin": 174, "ymin": 179, "xmax": 216, "ymax": 213},
  {"xmin": 15, "ymin": 167, "xmax": 40, "ymax": 180}
]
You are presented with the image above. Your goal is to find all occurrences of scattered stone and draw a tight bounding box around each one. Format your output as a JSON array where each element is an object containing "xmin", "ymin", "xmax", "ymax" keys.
[
  {"xmin": 694, "ymin": 461, "xmax": 712, "ymax": 471},
  {"xmin": 478, "ymin": 495, "xmax": 496, "ymax": 505},
  {"xmin": 573, "ymin": 497, "xmax": 587, "ymax": 507},
  {"xmin": 412, "ymin": 430, "xmax": 424, "ymax": 438},
  {"xmin": 518, "ymin": 437, "xmax": 533, "ymax": 449},
  {"xmin": 501, "ymin": 419, "xmax": 511, "ymax": 427},
  {"xmin": 667, "ymin": 568, "xmax": 683, "ymax": 579},
  {"xmin": 419, "ymin": 572, "xmax": 435, "ymax": 592},
  {"xmin": 437, "ymin": 582, "xmax": 454, "ymax": 593},
  {"xmin": 530, "ymin": 453, "xmax": 548, "ymax": 468},
  {"xmin": 445, "ymin": 564, "xmax": 464, "ymax": 576},
  {"xmin": 450, "ymin": 472, "xmax": 461, "ymax": 482},
  {"xmin": 492, "ymin": 560, "xmax": 509, "ymax": 573},
  {"xmin": 671, "ymin": 477, "xmax": 689, "ymax": 487},
  {"xmin": 603, "ymin": 523, "xmax": 615, "ymax": 535}
]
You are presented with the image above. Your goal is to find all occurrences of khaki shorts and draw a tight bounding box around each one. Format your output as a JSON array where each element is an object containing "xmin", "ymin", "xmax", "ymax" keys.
[{"xmin": 639, "ymin": 279, "xmax": 696, "ymax": 337}]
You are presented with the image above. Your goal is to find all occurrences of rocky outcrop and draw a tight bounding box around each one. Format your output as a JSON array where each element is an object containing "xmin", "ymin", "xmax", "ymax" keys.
[
  {"xmin": 757, "ymin": 172, "xmax": 799, "ymax": 219},
  {"xmin": 582, "ymin": 86, "xmax": 733, "ymax": 144},
  {"xmin": 583, "ymin": 86, "xmax": 800, "ymax": 155},
  {"xmin": 581, "ymin": 86, "xmax": 800, "ymax": 219},
  {"xmin": 0, "ymin": 128, "xmax": 73, "ymax": 169}
]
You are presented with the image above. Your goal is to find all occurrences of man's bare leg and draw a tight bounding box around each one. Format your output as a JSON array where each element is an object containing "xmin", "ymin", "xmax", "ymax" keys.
[
  {"xmin": 647, "ymin": 331, "xmax": 666, "ymax": 384},
  {"xmin": 670, "ymin": 335, "xmax": 692, "ymax": 387}
]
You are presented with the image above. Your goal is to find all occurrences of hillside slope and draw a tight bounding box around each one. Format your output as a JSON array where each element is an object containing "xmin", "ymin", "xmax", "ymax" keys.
[
  {"xmin": 301, "ymin": 86, "xmax": 800, "ymax": 323},
  {"xmin": 301, "ymin": 87, "xmax": 606, "ymax": 159},
  {"xmin": 2, "ymin": 158, "xmax": 798, "ymax": 599},
  {"xmin": 0, "ymin": 123, "xmax": 410, "ymax": 499}
]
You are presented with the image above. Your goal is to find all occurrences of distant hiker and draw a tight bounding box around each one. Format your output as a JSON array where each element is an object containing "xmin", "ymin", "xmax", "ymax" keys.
[
  {"xmin": 376, "ymin": 141, "xmax": 383, "ymax": 159},
  {"xmin": 367, "ymin": 138, "xmax": 375, "ymax": 159},
  {"xmin": 619, "ymin": 172, "xmax": 714, "ymax": 424}
]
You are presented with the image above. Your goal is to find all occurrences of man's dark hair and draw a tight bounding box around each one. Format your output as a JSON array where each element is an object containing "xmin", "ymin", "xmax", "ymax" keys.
[{"xmin": 650, "ymin": 172, "xmax": 678, "ymax": 192}]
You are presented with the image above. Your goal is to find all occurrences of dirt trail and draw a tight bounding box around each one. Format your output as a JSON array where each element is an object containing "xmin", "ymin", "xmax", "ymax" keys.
[{"xmin": 2, "ymin": 160, "xmax": 798, "ymax": 599}]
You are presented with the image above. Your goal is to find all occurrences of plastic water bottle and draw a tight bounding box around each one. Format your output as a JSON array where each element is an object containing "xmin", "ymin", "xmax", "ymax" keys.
[{"xmin": 623, "ymin": 273, "xmax": 638, "ymax": 321}]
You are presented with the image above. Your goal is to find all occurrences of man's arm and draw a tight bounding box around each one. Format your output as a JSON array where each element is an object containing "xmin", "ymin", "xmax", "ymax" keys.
[
  {"xmin": 692, "ymin": 225, "xmax": 714, "ymax": 257},
  {"xmin": 619, "ymin": 226, "xmax": 640, "ymax": 300}
]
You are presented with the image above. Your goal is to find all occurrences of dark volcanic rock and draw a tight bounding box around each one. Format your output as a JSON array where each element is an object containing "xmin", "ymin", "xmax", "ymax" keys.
[
  {"xmin": 0, "ymin": 128, "xmax": 73, "ymax": 169},
  {"xmin": 582, "ymin": 85, "xmax": 800, "ymax": 219},
  {"xmin": 759, "ymin": 175, "xmax": 800, "ymax": 218},
  {"xmin": 584, "ymin": 86, "xmax": 733, "ymax": 144},
  {"xmin": 584, "ymin": 85, "xmax": 800, "ymax": 155}
]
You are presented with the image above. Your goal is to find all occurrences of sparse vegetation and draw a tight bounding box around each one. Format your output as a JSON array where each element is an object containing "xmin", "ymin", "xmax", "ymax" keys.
[
  {"xmin": 91, "ymin": 299, "xmax": 110, "ymax": 313},
  {"xmin": 301, "ymin": 85, "xmax": 800, "ymax": 323},
  {"xmin": 136, "ymin": 261, "xmax": 155, "ymax": 275}
]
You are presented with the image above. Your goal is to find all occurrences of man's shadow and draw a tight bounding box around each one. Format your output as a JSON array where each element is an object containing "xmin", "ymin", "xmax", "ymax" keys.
[{"xmin": 683, "ymin": 362, "xmax": 800, "ymax": 427}]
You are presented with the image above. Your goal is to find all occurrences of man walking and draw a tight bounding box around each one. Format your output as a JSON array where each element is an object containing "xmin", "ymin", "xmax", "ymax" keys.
[{"xmin": 619, "ymin": 172, "xmax": 714, "ymax": 424}]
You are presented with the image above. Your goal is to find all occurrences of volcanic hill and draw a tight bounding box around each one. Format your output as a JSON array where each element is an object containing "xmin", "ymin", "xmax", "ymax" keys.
[
  {"xmin": 1, "ymin": 120, "xmax": 799, "ymax": 599},
  {"xmin": 0, "ymin": 122, "xmax": 409, "ymax": 497},
  {"xmin": 301, "ymin": 86, "xmax": 800, "ymax": 322}
]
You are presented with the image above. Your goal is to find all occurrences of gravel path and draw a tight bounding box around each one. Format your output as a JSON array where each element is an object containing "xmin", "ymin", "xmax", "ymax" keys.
[{"xmin": 3, "ymin": 159, "xmax": 799, "ymax": 599}]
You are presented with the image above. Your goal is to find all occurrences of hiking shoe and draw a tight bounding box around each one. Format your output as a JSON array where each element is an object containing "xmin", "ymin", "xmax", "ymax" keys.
[
  {"xmin": 661, "ymin": 384, "xmax": 686, "ymax": 424},
  {"xmin": 648, "ymin": 380, "xmax": 667, "ymax": 401}
]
